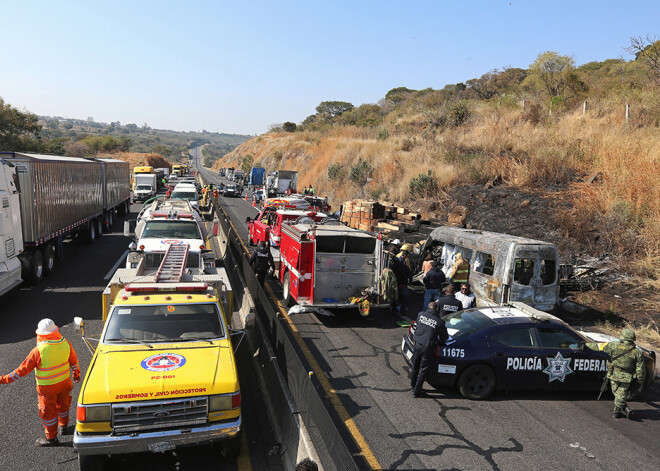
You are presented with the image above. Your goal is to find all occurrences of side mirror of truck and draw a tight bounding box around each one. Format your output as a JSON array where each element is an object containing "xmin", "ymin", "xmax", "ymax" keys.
[{"xmin": 245, "ymin": 217, "xmax": 251, "ymax": 224}]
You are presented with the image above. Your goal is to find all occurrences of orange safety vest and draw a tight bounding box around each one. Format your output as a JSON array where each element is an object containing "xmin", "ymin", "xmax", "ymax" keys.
[{"xmin": 35, "ymin": 338, "xmax": 71, "ymax": 386}]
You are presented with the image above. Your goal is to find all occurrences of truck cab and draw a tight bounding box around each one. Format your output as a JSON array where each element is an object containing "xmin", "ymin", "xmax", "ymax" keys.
[
  {"xmin": 0, "ymin": 160, "xmax": 24, "ymax": 296},
  {"xmin": 73, "ymin": 268, "xmax": 243, "ymax": 469},
  {"xmin": 247, "ymin": 208, "xmax": 327, "ymax": 248}
]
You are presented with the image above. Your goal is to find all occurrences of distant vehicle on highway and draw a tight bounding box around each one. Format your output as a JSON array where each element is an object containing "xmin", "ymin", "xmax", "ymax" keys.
[
  {"xmin": 223, "ymin": 183, "xmax": 240, "ymax": 197},
  {"xmin": 401, "ymin": 302, "xmax": 656, "ymax": 400}
]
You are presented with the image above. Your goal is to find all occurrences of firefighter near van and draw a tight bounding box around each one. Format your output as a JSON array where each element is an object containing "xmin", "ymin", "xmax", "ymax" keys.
[
  {"xmin": 249, "ymin": 241, "xmax": 275, "ymax": 285},
  {"xmin": 0, "ymin": 318, "xmax": 81, "ymax": 447}
]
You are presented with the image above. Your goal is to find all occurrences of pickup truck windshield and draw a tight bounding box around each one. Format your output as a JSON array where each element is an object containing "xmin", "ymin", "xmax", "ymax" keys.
[
  {"xmin": 142, "ymin": 220, "xmax": 201, "ymax": 239},
  {"xmin": 104, "ymin": 303, "xmax": 224, "ymax": 343},
  {"xmin": 171, "ymin": 191, "xmax": 198, "ymax": 201}
]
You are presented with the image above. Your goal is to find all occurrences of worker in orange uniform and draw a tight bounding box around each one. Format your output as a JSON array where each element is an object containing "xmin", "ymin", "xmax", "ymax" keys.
[
  {"xmin": 0, "ymin": 318, "xmax": 81, "ymax": 447},
  {"xmin": 213, "ymin": 187, "xmax": 219, "ymax": 200}
]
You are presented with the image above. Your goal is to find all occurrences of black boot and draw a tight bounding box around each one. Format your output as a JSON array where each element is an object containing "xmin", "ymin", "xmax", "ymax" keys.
[
  {"xmin": 613, "ymin": 409, "xmax": 625, "ymax": 419},
  {"xmin": 35, "ymin": 437, "xmax": 59, "ymax": 447},
  {"xmin": 624, "ymin": 407, "xmax": 633, "ymax": 419}
]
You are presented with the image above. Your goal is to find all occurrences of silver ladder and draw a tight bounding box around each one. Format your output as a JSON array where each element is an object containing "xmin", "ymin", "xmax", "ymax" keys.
[{"xmin": 155, "ymin": 244, "xmax": 189, "ymax": 282}]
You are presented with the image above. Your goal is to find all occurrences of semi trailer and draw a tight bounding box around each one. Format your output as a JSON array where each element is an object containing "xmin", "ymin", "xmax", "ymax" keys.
[{"xmin": 0, "ymin": 153, "xmax": 130, "ymax": 296}]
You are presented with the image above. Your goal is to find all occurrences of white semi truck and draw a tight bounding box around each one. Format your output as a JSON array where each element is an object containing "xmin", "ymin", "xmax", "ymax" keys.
[{"xmin": 0, "ymin": 153, "xmax": 130, "ymax": 296}]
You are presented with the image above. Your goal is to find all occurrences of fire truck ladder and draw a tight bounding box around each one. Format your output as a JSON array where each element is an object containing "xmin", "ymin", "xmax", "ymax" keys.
[{"xmin": 155, "ymin": 244, "xmax": 189, "ymax": 282}]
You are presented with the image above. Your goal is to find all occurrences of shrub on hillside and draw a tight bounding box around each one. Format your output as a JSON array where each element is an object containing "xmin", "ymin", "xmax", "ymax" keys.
[
  {"xmin": 327, "ymin": 163, "xmax": 345, "ymax": 181},
  {"xmin": 348, "ymin": 158, "xmax": 373, "ymax": 186},
  {"xmin": 409, "ymin": 170, "xmax": 440, "ymax": 198},
  {"xmin": 376, "ymin": 128, "xmax": 389, "ymax": 140},
  {"xmin": 448, "ymin": 101, "xmax": 470, "ymax": 126}
]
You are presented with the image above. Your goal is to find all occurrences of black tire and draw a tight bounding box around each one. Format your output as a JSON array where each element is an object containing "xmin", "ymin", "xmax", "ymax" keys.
[
  {"xmin": 42, "ymin": 243, "xmax": 56, "ymax": 275},
  {"xmin": 248, "ymin": 237, "xmax": 255, "ymax": 247},
  {"xmin": 283, "ymin": 272, "xmax": 294, "ymax": 307},
  {"xmin": 458, "ymin": 364, "xmax": 496, "ymax": 400},
  {"xmin": 85, "ymin": 221, "xmax": 97, "ymax": 244},
  {"xmin": 24, "ymin": 250, "xmax": 44, "ymax": 283},
  {"xmin": 221, "ymin": 433, "xmax": 242, "ymax": 459},
  {"xmin": 105, "ymin": 210, "xmax": 114, "ymax": 232},
  {"xmin": 78, "ymin": 454, "xmax": 107, "ymax": 471}
]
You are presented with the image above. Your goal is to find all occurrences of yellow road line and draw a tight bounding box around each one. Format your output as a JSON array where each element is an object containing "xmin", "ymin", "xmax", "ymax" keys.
[
  {"xmin": 236, "ymin": 429, "xmax": 252, "ymax": 471},
  {"xmin": 264, "ymin": 284, "xmax": 381, "ymax": 470}
]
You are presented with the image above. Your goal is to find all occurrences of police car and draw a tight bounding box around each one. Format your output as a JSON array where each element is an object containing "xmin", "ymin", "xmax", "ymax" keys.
[{"xmin": 401, "ymin": 302, "xmax": 656, "ymax": 400}]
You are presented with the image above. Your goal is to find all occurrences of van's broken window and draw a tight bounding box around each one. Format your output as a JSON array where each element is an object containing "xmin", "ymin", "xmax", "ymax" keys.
[
  {"xmin": 474, "ymin": 251, "xmax": 495, "ymax": 276},
  {"xmin": 514, "ymin": 259, "xmax": 534, "ymax": 285},
  {"xmin": 540, "ymin": 259, "xmax": 556, "ymax": 285}
]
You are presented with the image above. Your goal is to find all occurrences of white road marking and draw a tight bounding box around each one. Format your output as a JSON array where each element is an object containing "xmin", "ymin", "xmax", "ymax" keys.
[{"xmin": 104, "ymin": 250, "xmax": 129, "ymax": 280}]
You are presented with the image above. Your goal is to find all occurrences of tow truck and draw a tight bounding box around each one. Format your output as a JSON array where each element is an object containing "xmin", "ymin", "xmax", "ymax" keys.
[
  {"xmin": 73, "ymin": 243, "xmax": 248, "ymax": 470},
  {"xmin": 278, "ymin": 221, "xmax": 387, "ymax": 309}
]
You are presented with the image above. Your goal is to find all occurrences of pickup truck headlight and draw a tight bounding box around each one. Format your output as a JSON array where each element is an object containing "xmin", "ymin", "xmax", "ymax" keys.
[
  {"xmin": 209, "ymin": 392, "xmax": 241, "ymax": 411},
  {"xmin": 77, "ymin": 404, "xmax": 111, "ymax": 422}
]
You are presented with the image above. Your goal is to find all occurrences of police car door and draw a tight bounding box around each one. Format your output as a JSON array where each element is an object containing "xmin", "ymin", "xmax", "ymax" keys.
[
  {"xmin": 488, "ymin": 327, "xmax": 544, "ymax": 390},
  {"xmin": 534, "ymin": 327, "xmax": 603, "ymax": 391}
]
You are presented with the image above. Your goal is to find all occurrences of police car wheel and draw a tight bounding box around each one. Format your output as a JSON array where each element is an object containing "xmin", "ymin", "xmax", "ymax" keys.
[{"xmin": 458, "ymin": 364, "xmax": 496, "ymax": 400}]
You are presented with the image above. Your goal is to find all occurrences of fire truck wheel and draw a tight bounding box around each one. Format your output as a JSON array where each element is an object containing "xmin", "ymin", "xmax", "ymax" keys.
[
  {"xmin": 283, "ymin": 272, "xmax": 295, "ymax": 307},
  {"xmin": 248, "ymin": 237, "xmax": 255, "ymax": 246}
]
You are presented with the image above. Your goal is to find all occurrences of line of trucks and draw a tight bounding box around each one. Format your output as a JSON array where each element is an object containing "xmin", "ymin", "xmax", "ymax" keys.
[
  {"xmin": 218, "ymin": 167, "xmax": 297, "ymax": 197},
  {"xmin": 73, "ymin": 194, "xmax": 247, "ymax": 469},
  {"xmin": 0, "ymin": 152, "xmax": 130, "ymax": 297}
]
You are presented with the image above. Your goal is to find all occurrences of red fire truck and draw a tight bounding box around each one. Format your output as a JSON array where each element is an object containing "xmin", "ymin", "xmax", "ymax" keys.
[
  {"xmin": 246, "ymin": 208, "xmax": 328, "ymax": 247},
  {"xmin": 278, "ymin": 222, "xmax": 386, "ymax": 308}
]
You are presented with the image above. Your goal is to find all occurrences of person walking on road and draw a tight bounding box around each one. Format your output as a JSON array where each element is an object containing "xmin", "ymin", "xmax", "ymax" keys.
[
  {"xmin": 586, "ymin": 328, "xmax": 646, "ymax": 419},
  {"xmin": 423, "ymin": 261, "xmax": 446, "ymax": 308},
  {"xmin": 410, "ymin": 301, "xmax": 449, "ymax": 397},
  {"xmin": 249, "ymin": 241, "xmax": 275, "ymax": 285},
  {"xmin": 0, "ymin": 319, "xmax": 81, "ymax": 447},
  {"xmin": 455, "ymin": 283, "xmax": 477, "ymax": 309},
  {"xmin": 435, "ymin": 285, "xmax": 463, "ymax": 315}
]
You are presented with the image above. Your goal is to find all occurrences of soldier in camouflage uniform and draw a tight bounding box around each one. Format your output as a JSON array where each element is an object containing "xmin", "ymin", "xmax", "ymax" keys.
[{"xmin": 587, "ymin": 329, "xmax": 646, "ymax": 419}]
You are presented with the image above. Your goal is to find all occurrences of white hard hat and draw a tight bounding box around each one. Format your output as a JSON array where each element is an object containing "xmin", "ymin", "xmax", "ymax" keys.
[
  {"xmin": 36, "ymin": 318, "xmax": 58, "ymax": 335},
  {"xmin": 391, "ymin": 239, "xmax": 401, "ymax": 245}
]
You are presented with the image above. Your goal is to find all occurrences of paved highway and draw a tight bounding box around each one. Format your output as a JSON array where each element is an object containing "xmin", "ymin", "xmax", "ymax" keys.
[
  {"xmin": 197, "ymin": 161, "xmax": 660, "ymax": 471},
  {"xmin": 0, "ymin": 193, "xmax": 283, "ymax": 470}
]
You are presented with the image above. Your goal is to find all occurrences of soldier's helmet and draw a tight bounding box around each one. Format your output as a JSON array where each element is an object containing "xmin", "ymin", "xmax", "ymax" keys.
[{"xmin": 621, "ymin": 329, "xmax": 636, "ymax": 341}]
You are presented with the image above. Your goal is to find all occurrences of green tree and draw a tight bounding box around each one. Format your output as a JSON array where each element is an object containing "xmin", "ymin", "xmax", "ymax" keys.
[
  {"xmin": 385, "ymin": 87, "xmax": 416, "ymax": 104},
  {"xmin": 241, "ymin": 154, "xmax": 253, "ymax": 173},
  {"xmin": 529, "ymin": 51, "xmax": 576, "ymax": 96},
  {"xmin": 153, "ymin": 144, "xmax": 172, "ymax": 156},
  {"xmin": 348, "ymin": 158, "xmax": 373, "ymax": 187},
  {"xmin": 315, "ymin": 101, "xmax": 354, "ymax": 119},
  {"xmin": 0, "ymin": 97, "xmax": 42, "ymax": 151},
  {"xmin": 282, "ymin": 121, "xmax": 297, "ymax": 132},
  {"xmin": 627, "ymin": 35, "xmax": 660, "ymax": 82}
]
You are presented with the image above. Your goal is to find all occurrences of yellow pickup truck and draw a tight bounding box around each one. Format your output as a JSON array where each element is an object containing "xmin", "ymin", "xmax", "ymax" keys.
[{"xmin": 73, "ymin": 269, "xmax": 246, "ymax": 470}]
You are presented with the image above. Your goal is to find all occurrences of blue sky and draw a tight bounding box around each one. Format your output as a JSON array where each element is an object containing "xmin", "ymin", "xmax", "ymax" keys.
[{"xmin": 1, "ymin": 1, "xmax": 657, "ymax": 135}]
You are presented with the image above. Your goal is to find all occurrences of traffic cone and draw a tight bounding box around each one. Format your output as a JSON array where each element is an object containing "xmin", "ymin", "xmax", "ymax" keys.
[
  {"xmin": 252, "ymin": 199, "xmax": 256, "ymax": 207},
  {"xmin": 245, "ymin": 193, "xmax": 248, "ymax": 201}
]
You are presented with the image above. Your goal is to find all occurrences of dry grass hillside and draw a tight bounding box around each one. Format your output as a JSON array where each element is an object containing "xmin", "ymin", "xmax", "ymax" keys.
[{"xmin": 214, "ymin": 101, "xmax": 660, "ymax": 323}]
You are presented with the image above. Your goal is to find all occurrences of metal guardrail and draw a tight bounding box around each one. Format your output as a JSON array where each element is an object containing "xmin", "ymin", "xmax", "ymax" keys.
[{"xmin": 204, "ymin": 185, "xmax": 362, "ymax": 471}]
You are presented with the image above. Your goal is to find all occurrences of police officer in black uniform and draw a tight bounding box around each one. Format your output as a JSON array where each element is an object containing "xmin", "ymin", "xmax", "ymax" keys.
[
  {"xmin": 410, "ymin": 301, "xmax": 449, "ymax": 397},
  {"xmin": 435, "ymin": 285, "xmax": 463, "ymax": 315},
  {"xmin": 249, "ymin": 241, "xmax": 275, "ymax": 285}
]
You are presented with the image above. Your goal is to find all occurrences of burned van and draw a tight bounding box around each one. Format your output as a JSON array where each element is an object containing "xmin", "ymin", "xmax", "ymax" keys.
[{"xmin": 420, "ymin": 227, "xmax": 559, "ymax": 312}]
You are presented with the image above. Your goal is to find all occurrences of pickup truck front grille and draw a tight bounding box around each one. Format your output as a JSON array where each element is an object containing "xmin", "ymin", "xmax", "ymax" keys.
[{"xmin": 112, "ymin": 397, "xmax": 208, "ymax": 434}]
